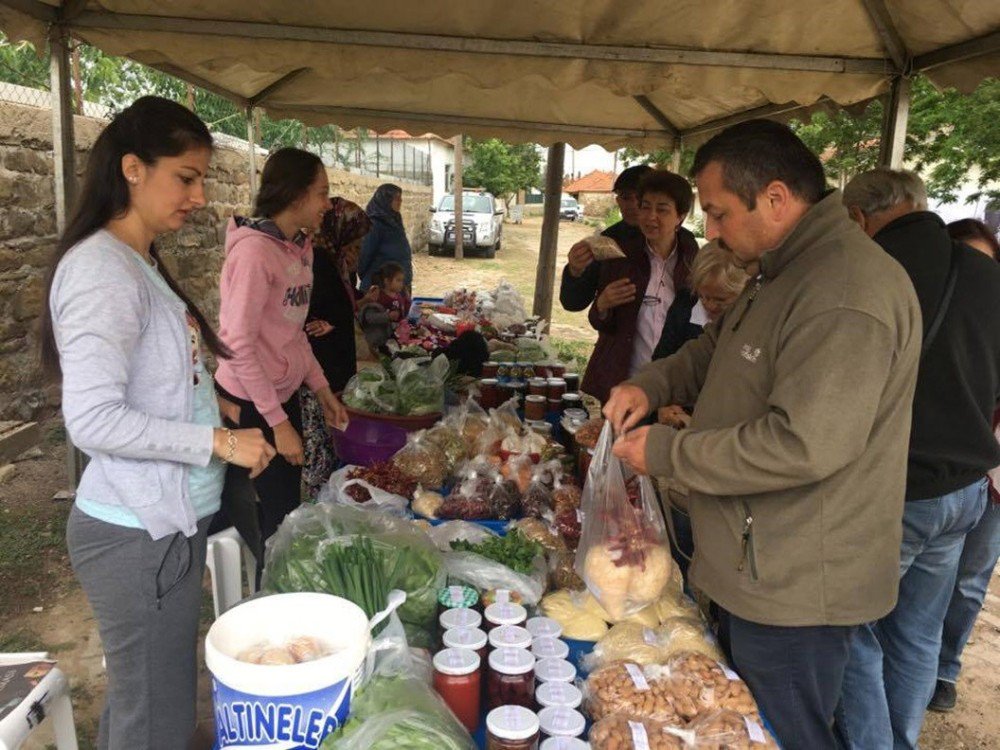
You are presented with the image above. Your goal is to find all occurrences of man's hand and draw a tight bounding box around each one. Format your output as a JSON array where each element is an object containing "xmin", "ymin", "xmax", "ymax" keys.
[
  {"xmin": 566, "ymin": 240, "xmax": 596, "ymax": 278},
  {"xmin": 596, "ymin": 278, "xmax": 637, "ymax": 314},
  {"xmin": 316, "ymin": 386, "xmax": 349, "ymax": 431},
  {"xmin": 658, "ymin": 405, "xmax": 691, "ymax": 429},
  {"xmin": 612, "ymin": 427, "xmax": 650, "ymax": 475},
  {"xmin": 604, "ymin": 383, "xmax": 651, "ymax": 433},
  {"xmin": 305, "ymin": 319, "xmax": 334, "ymax": 337}
]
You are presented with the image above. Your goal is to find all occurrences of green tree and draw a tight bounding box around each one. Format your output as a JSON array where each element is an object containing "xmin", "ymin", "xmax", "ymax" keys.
[
  {"xmin": 619, "ymin": 145, "xmax": 695, "ymax": 176},
  {"xmin": 463, "ymin": 138, "xmax": 542, "ymax": 205}
]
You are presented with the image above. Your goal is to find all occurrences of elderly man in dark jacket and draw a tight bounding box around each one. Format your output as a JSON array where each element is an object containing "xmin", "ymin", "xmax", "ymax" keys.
[{"xmin": 838, "ymin": 168, "xmax": 1000, "ymax": 750}]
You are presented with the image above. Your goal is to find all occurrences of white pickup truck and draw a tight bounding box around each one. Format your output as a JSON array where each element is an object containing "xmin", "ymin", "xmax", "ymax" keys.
[{"xmin": 429, "ymin": 192, "xmax": 504, "ymax": 258}]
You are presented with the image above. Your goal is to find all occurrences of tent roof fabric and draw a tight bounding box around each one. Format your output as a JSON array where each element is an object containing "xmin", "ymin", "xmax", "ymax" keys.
[{"xmin": 1, "ymin": 1, "xmax": 997, "ymax": 149}]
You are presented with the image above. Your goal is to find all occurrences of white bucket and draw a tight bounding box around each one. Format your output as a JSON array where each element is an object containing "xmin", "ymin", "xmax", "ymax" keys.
[{"xmin": 205, "ymin": 592, "xmax": 371, "ymax": 749}]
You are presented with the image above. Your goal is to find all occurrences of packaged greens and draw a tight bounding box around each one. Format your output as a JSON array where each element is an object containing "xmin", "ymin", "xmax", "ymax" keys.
[
  {"xmin": 262, "ymin": 503, "xmax": 444, "ymax": 648},
  {"xmin": 392, "ymin": 355, "xmax": 449, "ymax": 416}
]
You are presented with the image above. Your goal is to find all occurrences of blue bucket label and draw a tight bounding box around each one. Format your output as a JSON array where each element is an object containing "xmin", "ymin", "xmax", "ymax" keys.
[{"xmin": 212, "ymin": 674, "xmax": 352, "ymax": 749}]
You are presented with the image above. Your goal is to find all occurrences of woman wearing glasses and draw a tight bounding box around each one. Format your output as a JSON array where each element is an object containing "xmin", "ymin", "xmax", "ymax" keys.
[{"xmin": 580, "ymin": 170, "xmax": 699, "ymax": 404}]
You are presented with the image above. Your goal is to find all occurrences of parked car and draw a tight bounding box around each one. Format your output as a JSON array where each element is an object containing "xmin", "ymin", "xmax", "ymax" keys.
[
  {"xmin": 560, "ymin": 195, "xmax": 583, "ymax": 221},
  {"xmin": 428, "ymin": 192, "xmax": 504, "ymax": 258}
]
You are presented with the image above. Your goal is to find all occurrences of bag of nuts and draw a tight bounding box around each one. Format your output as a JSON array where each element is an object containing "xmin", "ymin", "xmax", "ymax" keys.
[
  {"xmin": 666, "ymin": 652, "xmax": 759, "ymax": 721},
  {"xmin": 687, "ymin": 709, "xmax": 780, "ymax": 749},
  {"xmin": 584, "ymin": 661, "xmax": 684, "ymax": 723},
  {"xmin": 590, "ymin": 714, "xmax": 688, "ymax": 750}
]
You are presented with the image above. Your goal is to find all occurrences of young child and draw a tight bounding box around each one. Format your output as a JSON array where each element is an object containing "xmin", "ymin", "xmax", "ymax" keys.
[{"xmin": 372, "ymin": 262, "xmax": 411, "ymax": 322}]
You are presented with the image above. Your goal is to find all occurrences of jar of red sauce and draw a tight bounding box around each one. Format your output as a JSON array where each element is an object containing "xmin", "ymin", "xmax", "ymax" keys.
[
  {"xmin": 488, "ymin": 624, "xmax": 532, "ymax": 651},
  {"xmin": 528, "ymin": 378, "xmax": 548, "ymax": 397},
  {"xmin": 487, "ymin": 647, "xmax": 536, "ymax": 711},
  {"xmin": 525, "ymin": 395, "xmax": 546, "ymax": 420},
  {"xmin": 479, "ymin": 378, "xmax": 500, "ymax": 409},
  {"xmin": 486, "ymin": 705, "xmax": 540, "ymax": 750},
  {"xmin": 484, "ymin": 602, "xmax": 528, "ymax": 632},
  {"xmin": 433, "ymin": 647, "xmax": 481, "ymax": 732},
  {"xmin": 546, "ymin": 378, "xmax": 567, "ymax": 400},
  {"xmin": 443, "ymin": 626, "xmax": 488, "ymax": 667},
  {"xmin": 483, "ymin": 361, "xmax": 499, "ymax": 378},
  {"xmin": 440, "ymin": 607, "xmax": 483, "ymax": 632}
]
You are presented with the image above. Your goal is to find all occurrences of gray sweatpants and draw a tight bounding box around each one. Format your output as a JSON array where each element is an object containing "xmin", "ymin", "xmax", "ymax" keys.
[{"xmin": 67, "ymin": 505, "xmax": 210, "ymax": 750}]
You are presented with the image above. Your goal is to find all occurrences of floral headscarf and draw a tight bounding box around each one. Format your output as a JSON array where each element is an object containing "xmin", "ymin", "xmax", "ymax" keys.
[{"xmin": 314, "ymin": 197, "xmax": 372, "ymax": 256}]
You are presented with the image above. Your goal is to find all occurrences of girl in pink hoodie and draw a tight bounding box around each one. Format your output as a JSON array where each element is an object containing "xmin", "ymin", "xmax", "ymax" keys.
[{"xmin": 216, "ymin": 148, "xmax": 347, "ymax": 556}]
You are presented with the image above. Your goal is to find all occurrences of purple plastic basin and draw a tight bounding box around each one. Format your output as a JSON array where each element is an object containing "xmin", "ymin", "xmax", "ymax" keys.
[{"xmin": 332, "ymin": 416, "xmax": 408, "ymax": 466}]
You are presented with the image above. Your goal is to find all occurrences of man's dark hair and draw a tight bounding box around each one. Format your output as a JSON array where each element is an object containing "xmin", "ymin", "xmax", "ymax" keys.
[
  {"xmin": 613, "ymin": 164, "xmax": 653, "ymax": 194},
  {"xmin": 637, "ymin": 170, "xmax": 693, "ymax": 216},
  {"xmin": 691, "ymin": 119, "xmax": 827, "ymax": 210}
]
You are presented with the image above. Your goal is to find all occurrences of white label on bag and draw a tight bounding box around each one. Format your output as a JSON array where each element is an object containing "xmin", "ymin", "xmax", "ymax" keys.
[
  {"xmin": 744, "ymin": 716, "xmax": 766, "ymax": 743},
  {"xmin": 624, "ymin": 663, "xmax": 650, "ymax": 691},
  {"xmin": 629, "ymin": 721, "xmax": 651, "ymax": 750},
  {"xmin": 495, "ymin": 589, "xmax": 510, "ymax": 604},
  {"xmin": 642, "ymin": 628, "xmax": 657, "ymax": 645}
]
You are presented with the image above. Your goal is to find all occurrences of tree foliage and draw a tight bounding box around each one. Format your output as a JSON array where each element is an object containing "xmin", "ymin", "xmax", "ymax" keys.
[{"xmin": 463, "ymin": 137, "xmax": 542, "ymax": 204}]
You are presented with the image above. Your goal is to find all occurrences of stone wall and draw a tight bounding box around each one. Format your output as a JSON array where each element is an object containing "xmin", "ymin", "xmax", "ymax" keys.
[{"xmin": 0, "ymin": 101, "xmax": 431, "ymax": 420}]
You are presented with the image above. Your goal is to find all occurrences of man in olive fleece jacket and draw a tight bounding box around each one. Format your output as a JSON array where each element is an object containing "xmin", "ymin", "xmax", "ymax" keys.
[{"xmin": 604, "ymin": 121, "xmax": 921, "ymax": 750}]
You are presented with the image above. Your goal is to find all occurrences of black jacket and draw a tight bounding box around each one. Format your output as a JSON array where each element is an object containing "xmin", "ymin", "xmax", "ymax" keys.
[
  {"xmin": 874, "ymin": 211, "xmax": 1000, "ymax": 500},
  {"xmin": 306, "ymin": 247, "xmax": 358, "ymax": 393},
  {"xmin": 652, "ymin": 288, "xmax": 701, "ymax": 362},
  {"xmin": 558, "ymin": 220, "xmax": 646, "ymax": 312}
]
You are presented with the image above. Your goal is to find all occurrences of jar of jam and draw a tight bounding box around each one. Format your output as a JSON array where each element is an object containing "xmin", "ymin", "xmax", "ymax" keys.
[
  {"xmin": 527, "ymin": 378, "xmax": 547, "ymax": 397},
  {"xmin": 484, "ymin": 602, "xmax": 528, "ymax": 632},
  {"xmin": 439, "ymin": 584, "xmax": 480, "ymax": 613},
  {"xmin": 535, "ymin": 681, "xmax": 583, "ymax": 711},
  {"xmin": 483, "ymin": 361, "xmax": 499, "ymax": 378},
  {"xmin": 530, "ymin": 637, "xmax": 569, "ymax": 661},
  {"xmin": 488, "ymin": 624, "xmax": 532, "ymax": 651},
  {"xmin": 483, "ymin": 588, "xmax": 524, "ymax": 609},
  {"xmin": 525, "ymin": 395, "xmax": 546, "ymax": 420},
  {"xmin": 540, "ymin": 738, "xmax": 587, "ymax": 750},
  {"xmin": 537, "ymin": 706, "xmax": 586, "ymax": 741},
  {"xmin": 479, "ymin": 378, "xmax": 500, "ymax": 409},
  {"xmin": 561, "ymin": 393, "xmax": 583, "ymax": 412},
  {"xmin": 432, "ymin": 647, "xmax": 481, "ymax": 733},
  {"xmin": 534, "ymin": 658, "xmax": 577, "ymax": 685},
  {"xmin": 440, "ymin": 607, "xmax": 483, "ymax": 632},
  {"xmin": 526, "ymin": 617, "xmax": 562, "ymax": 640},
  {"xmin": 547, "ymin": 398, "xmax": 563, "ymax": 415},
  {"xmin": 487, "ymin": 648, "xmax": 536, "ymax": 710},
  {"xmin": 521, "ymin": 362, "xmax": 536, "ymax": 380},
  {"xmin": 486, "ymin": 705, "xmax": 540, "ymax": 750},
  {"xmin": 443, "ymin": 626, "xmax": 488, "ymax": 666},
  {"xmin": 546, "ymin": 378, "xmax": 567, "ymax": 400},
  {"xmin": 563, "ymin": 373, "xmax": 580, "ymax": 392},
  {"xmin": 549, "ymin": 363, "xmax": 566, "ymax": 378}
]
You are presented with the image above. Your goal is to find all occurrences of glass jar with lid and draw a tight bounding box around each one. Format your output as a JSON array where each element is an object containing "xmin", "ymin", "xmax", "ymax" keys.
[
  {"xmin": 439, "ymin": 585, "xmax": 480, "ymax": 613},
  {"xmin": 525, "ymin": 617, "xmax": 562, "ymax": 640},
  {"xmin": 440, "ymin": 606, "xmax": 482, "ymax": 632},
  {"xmin": 486, "ymin": 705, "xmax": 540, "ymax": 750},
  {"xmin": 484, "ymin": 602, "xmax": 528, "ymax": 632},
  {"xmin": 442, "ymin": 626, "xmax": 488, "ymax": 666},
  {"xmin": 487, "ymin": 647, "xmax": 536, "ymax": 710},
  {"xmin": 534, "ymin": 658, "xmax": 577, "ymax": 685},
  {"xmin": 530, "ymin": 636, "xmax": 570, "ymax": 661},
  {"xmin": 432, "ymin": 647, "xmax": 481, "ymax": 733},
  {"xmin": 540, "ymin": 737, "xmax": 588, "ymax": 750},
  {"xmin": 535, "ymin": 681, "xmax": 583, "ymax": 711},
  {"xmin": 489, "ymin": 624, "xmax": 532, "ymax": 651},
  {"xmin": 537, "ymin": 706, "xmax": 586, "ymax": 741}
]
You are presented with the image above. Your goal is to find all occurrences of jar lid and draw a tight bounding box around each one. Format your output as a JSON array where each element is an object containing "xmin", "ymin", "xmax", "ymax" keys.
[
  {"xmin": 485, "ymin": 602, "xmax": 527, "ymax": 626},
  {"xmin": 529, "ymin": 378, "xmax": 548, "ymax": 386},
  {"xmin": 526, "ymin": 394, "xmax": 547, "ymax": 403},
  {"xmin": 534, "ymin": 658, "xmax": 577, "ymax": 683},
  {"xmin": 535, "ymin": 681, "xmax": 583, "ymax": 710},
  {"xmin": 488, "ymin": 646, "xmax": 535, "ymax": 675},
  {"xmin": 480, "ymin": 378, "xmax": 499, "ymax": 385},
  {"xmin": 485, "ymin": 361, "xmax": 499, "ymax": 366},
  {"xmin": 563, "ymin": 372, "xmax": 580, "ymax": 378},
  {"xmin": 486, "ymin": 705, "xmax": 540, "ymax": 741},
  {"xmin": 547, "ymin": 378, "xmax": 567, "ymax": 385},
  {"xmin": 442, "ymin": 626, "xmax": 488, "ymax": 651},
  {"xmin": 439, "ymin": 585, "xmax": 480, "ymax": 609},
  {"xmin": 537, "ymin": 707, "xmax": 586, "ymax": 738},
  {"xmin": 526, "ymin": 617, "xmax": 563, "ymax": 639},
  {"xmin": 488, "ymin": 625, "xmax": 532, "ymax": 650},
  {"xmin": 432, "ymin": 647, "xmax": 480, "ymax": 676},
  {"xmin": 562, "ymin": 392, "xmax": 583, "ymax": 401},
  {"xmin": 531, "ymin": 636, "xmax": 570, "ymax": 661},
  {"xmin": 540, "ymin": 737, "xmax": 589, "ymax": 750},
  {"xmin": 440, "ymin": 607, "xmax": 482, "ymax": 631}
]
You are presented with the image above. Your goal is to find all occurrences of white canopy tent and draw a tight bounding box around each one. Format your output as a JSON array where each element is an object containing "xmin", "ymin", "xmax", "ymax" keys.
[{"xmin": 0, "ymin": 1, "xmax": 997, "ymax": 486}]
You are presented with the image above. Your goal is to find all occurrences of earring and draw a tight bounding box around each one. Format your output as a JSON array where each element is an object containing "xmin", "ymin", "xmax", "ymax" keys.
[{"xmin": 128, "ymin": 176, "xmax": 138, "ymax": 184}]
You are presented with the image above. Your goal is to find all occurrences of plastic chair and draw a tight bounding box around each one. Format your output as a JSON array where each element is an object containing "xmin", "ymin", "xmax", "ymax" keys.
[
  {"xmin": 0, "ymin": 653, "xmax": 78, "ymax": 750},
  {"xmin": 205, "ymin": 526, "xmax": 257, "ymax": 619}
]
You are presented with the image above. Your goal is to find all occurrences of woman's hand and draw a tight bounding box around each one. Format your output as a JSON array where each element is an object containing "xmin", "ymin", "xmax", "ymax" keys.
[
  {"xmin": 217, "ymin": 395, "xmax": 241, "ymax": 426},
  {"xmin": 316, "ymin": 386, "xmax": 349, "ymax": 431},
  {"xmin": 596, "ymin": 278, "xmax": 637, "ymax": 313},
  {"xmin": 658, "ymin": 405, "xmax": 691, "ymax": 429},
  {"xmin": 272, "ymin": 419, "xmax": 305, "ymax": 466},
  {"xmin": 305, "ymin": 319, "xmax": 334, "ymax": 337},
  {"xmin": 212, "ymin": 427, "xmax": 276, "ymax": 478}
]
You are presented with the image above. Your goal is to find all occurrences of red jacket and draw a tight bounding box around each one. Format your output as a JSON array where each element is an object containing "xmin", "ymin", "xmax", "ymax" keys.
[{"xmin": 580, "ymin": 227, "xmax": 699, "ymax": 404}]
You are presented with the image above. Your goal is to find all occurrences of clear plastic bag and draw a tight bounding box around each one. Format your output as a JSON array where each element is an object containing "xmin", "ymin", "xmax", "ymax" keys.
[
  {"xmin": 424, "ymin": 422, "xmax": 467, "ymax": 472},
  {"xmin": 521, "ymin": 460, "xmax": 562, "ymax": 517},
  {"xmin": 584, "ymin": 661, "xmax": 685, "ymax": 723},
  {"xmin": 539, "ymin": 589, "xmax": 609, "ymax": 641},
  {"xmin": 583, "ymin": 616, "xmax": 724, "ymax": 672},
  {"xmin": 510, "ymin": 517, "xmax": 567, "ymax": 553},
  {"xmin": 444, "ymin": 398, "xmax": 490, "ymax": 452},
  {"xmin": 439, "ymin": 460, "xmax": 519, "ymax": 520},
  {"xmin": 575, "ymin": 422, "xmax": 673, "ymax": 620},
  {"xmin": 443, "ymin": 549, "xmax": 547, "ymax": 606},
  {"xmin": 665, "ymin": 651, "xmax": 759, "ymax": 721},
  {"xmin": 342, "ymin": 366, "xmax": 400, "ymax": 414},
  {"xmin": 393, "ymin": 430, "xmax": 450, "ymax": 489},
  {"xmin": 427, "ymin": 519, "xmax": 498, "ymax": 551},
  {"xmin": 392, "ymin": 354, "xmax": 449, "ymax": 415},
  {"xmin": 320, "ymin": 465, "xmax": 411, "ymax": 514},
  {"xmin": 687, "ymin": 709, "xmax": 779, "ymax": 749},
  {"xmin": 589, "ymin": 710, "xmax": 778, "ymax": 750}
]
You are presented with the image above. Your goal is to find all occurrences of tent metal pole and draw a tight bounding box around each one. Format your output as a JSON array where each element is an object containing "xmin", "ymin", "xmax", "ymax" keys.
[
  {"xmin": 533, "ymin": 142, "xmax": 565, "ymax": 327},
  {"xmin": 50, "ymin": 24, "xmax": 85, "ymax": 491},
  {"xmin": 878, "ymin": 76, "xmax": 911, "ymax": 169},
  {"xmin": 246, "ymin": 105, "xmax": 258, "ymax": 206}
]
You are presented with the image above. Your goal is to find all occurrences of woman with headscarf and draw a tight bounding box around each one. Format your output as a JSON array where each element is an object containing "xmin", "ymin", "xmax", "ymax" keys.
[
  {"xmin": 359, "ymin": 183, "xmax": 413, "ymax": 292},
  {"xmin": 301, "ymin": 198, "xmax": 374, "ymax": 497}
]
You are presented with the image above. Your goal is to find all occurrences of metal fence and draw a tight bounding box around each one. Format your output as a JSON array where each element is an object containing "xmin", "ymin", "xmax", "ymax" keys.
[{"xmin": 322, "ymin": 136, "xmax": 433, "ymax": 185}]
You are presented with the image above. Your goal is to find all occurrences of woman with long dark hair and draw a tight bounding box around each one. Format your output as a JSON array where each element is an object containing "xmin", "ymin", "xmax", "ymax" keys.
[
  {"xmin": 301, "ymin": 197, "xmax": 372, "ymax": 497},
  {"xmin": 358, "ymin": 183, "xmax": 413, "ymax": 291},
  {"xmin": 215, "ymin": 148, "xmax": 348, "ymax": 550},
  {"xmin": 41, "ymin": 96, "xmax": 274, "ymax": 747}
]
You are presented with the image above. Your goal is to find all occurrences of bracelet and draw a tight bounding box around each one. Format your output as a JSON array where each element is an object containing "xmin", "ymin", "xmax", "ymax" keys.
[{"xmin": 223, "ymin": 428, "xmax": 237, "ymax": 463}]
